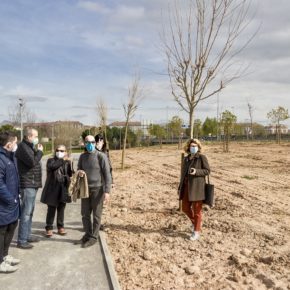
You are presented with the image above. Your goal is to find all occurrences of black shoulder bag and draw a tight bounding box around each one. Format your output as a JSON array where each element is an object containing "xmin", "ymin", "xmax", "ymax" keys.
[{"xmin": 204, "ymin": 175, "xmax": 214, "ymax": 207}]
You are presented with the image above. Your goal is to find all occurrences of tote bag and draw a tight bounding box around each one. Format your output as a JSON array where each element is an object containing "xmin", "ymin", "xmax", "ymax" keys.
[{"xmin": 204, "ymin": 175, "xmax": 214, "ymax": 207}]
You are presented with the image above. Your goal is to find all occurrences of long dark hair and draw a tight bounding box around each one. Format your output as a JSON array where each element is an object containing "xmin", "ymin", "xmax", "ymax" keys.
[{"xmin": 94, "ymin": 133, "xmax": 108, "ymax": 152}]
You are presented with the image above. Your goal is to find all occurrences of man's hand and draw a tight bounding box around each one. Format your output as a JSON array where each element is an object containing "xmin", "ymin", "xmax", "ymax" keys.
[
  {"xmin": 37, "ymin": 144, "xmax": 43, "ymax": 151},
  {"xmin": 104, "ymin": 193, "xmax": 110, "ymax": 204}
]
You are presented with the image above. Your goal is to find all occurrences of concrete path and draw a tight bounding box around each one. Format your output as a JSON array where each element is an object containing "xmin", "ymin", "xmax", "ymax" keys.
[{"xmin": 0, "ymin": 154, "xmax": 121, "ymax": 290}]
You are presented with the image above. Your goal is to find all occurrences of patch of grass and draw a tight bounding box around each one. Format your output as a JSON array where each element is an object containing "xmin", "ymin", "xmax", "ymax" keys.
[{"xmin": 241, "ymin": 175, "xmax": 258, "ymax": 180}]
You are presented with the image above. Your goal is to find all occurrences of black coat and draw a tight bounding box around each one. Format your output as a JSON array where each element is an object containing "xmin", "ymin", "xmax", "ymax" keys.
[
  {"xmin": 179, "ymin": 153, "xmax": 210, "ymax": 201},
  {"xmin": 40, "ymin": 157, "xmax": 73, "ymax": 207},
  {"xmin": 15, "ymin": 140, "xmax": 43, "ymax": 188}
]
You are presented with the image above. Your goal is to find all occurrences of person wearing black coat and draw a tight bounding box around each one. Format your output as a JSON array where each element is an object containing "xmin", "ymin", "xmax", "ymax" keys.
[
  {"xmin": 178, "ymin": 138, "xmax": 210, "ymax": 241},
  {"xmin": 40, "ymin": 145, "xmax": 73, "ymax": 237},
  {"xmin": 16, "ymin": 128, "xmax": 43, "ymax": 249}
]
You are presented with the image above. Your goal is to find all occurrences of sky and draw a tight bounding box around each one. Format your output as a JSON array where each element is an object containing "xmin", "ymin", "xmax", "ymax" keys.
[{"xmin": 0, "ymin": 0, "xmax": 289, "ymax": 127}]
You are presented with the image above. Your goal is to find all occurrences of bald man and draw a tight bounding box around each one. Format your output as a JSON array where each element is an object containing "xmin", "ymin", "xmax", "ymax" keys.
[{"xmin": 77, "ymin": 135, "xmax": 111, "ymax": 248}]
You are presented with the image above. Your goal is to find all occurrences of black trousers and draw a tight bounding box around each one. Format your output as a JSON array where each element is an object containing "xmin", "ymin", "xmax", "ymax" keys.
[
  {"xmin": 45, "ymin": 203, "xmax": 66, "ymax": 231},
  {"xmin": 81, "ymin": 187, "xmax": 104, "ymax": 241},
  {"xmin": 0, "ymin": 220, "xmax": 18, "ymax": 263}
]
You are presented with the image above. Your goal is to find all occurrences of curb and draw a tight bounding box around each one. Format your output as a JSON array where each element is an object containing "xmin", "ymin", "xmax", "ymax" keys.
[{"xmin": 99, "ymin": 231, "xmax": 122, "ymax": 290}]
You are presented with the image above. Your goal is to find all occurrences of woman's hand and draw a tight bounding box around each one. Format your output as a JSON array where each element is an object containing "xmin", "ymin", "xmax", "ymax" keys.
[
  {"xmin": 190, "ymin": 168, "xmax": 196, "ymax": 175},
  {"xmin": 78, "ymin": 170, "xmax": 85, "ymax": 177}
]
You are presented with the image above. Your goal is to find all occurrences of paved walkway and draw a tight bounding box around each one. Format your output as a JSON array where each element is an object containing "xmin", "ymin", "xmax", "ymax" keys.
[{"xmin": 1, "ymin": 154, "xmax": 120, "ymax": 290}]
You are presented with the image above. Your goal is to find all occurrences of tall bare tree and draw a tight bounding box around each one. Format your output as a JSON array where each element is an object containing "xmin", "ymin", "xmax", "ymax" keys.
[
  {"xmin": 96, "ymin": 97, "xmax": 108, "ymax": 144},
  {"xmin": 247, "ymin": 102, "xmax": 254, "ymax": 140},
  {"xmin": 161, "ymin": 0, "xmax": 254, "ymax": 138},
  {"xmin": 121, "ymin": 74, "xmax": 143, "ymax": 169}
]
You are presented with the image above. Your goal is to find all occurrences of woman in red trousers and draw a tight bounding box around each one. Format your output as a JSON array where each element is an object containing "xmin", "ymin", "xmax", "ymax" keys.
[{"xmin": 178, "ymin": 139, "xmax": 210, "ymax": 241}]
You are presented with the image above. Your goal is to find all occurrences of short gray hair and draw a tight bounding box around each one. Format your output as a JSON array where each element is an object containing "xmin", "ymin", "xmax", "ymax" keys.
[{"xmin": 23, "ymin": 127, "xmax": 37, "ymax": 140}]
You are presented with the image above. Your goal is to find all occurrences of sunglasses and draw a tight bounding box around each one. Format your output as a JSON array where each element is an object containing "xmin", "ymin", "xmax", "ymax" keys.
[{"xmin": 56, "ymin": 150, "xmax": 65, "ymax": 152}]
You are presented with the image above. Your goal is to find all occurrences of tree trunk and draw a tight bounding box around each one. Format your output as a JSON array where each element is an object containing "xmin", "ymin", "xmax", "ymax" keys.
[
  {"xmin": 121, "ymin": 122, "xmax": 129, "ymax": 169},
  {"xmin": 189, "ymin": 108, "xmax": 194, "ymax": 139}
]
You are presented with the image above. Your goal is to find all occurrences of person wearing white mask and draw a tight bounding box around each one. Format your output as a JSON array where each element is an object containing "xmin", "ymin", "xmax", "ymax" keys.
[
  {"xmin": 41, "ymin": 145, "xmax": 73, "ymax": 237},
  {"xmin": 0, "ymin": 131, "xmax": 21, "ymax": 273},
  {"xmin": 178, "ymin": 138, "xmax": 210, "ymax": 241},
  {"xmin": 16, "ymin": 128, "xmax": 43, "ymax": 249}
]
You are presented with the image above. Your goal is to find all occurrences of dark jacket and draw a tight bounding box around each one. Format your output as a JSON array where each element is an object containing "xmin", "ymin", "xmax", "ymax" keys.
[
  {"xmin": 41, "ymin": 157, "xmax": 73, "ymax": 207},
  {"xmin": 78, "ymin": 151, "xmax": 111, "ymax": 193},
  {"xmin": 15, "ymin": 139, "xmax": 43, "ymax": 188},
  {"xmin": 0, "ymin": 147, "xmax": 20, "ymax": 226},
  {"xmin": 179, "ymin": 152, "xmax": 210, "ymax": 201}
]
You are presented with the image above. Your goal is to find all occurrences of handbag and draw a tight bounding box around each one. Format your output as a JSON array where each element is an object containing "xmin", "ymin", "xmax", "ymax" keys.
[
  {"xmin": 57, "ymin": 163, "xmax": 72, "ymax": 203},
  {"xmin": 61, "ymin": 183, "xmax": 72, "ymax": 203},
  {"xmin": 204, "ymin": 175, "xmax": 214, "ymax": 207}
]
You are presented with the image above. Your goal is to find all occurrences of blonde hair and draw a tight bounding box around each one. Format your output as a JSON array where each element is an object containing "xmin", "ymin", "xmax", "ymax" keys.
[{"xmin": 184, "ymin": 138, "xmax": 202, "ymax": 153}]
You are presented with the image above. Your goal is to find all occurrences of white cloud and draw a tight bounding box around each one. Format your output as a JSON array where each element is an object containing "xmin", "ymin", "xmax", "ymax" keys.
[
  {"xmin": 77, "ymin": 1, "xmax": 110, "ymax": 14},
  {"xmin": 114, "ymin": 5, "xmax": 145, "ymax": 22}
]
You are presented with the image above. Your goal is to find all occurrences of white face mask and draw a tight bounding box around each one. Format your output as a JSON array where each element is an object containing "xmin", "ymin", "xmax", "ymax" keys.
[
  {"xmin": 56, "ymin": 151, "xmax": 65, "ymax": 159},
  {"xmin": 190, "ymin": 146, "xmax": 198, "ymax": 154},
  {"xmin": 96, "ymin": 143, "xmax": 103, "ymax": 150},
  {"xmin": 32, "ymin": 137, "xmax": 39, "ymax": 146},
  {"xmin": 12, "ymin": 144, "xmax": 18, "ymax": 152}
]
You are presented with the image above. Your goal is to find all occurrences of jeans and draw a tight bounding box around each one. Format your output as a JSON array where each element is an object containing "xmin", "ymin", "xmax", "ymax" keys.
[
  {"xmin": 81, "ymin": 187, "xmax": 104, "ymax": 241},
  {"xmin": 0, "ymin": 221, "xmax": 18, "ymax": 263},
  {"xmin": 45, "ymin": 203, "xmax": 66, "ymax": 231},
  {"xmin": 18, "ymin": 188, "xmax": 38, "ymax": 245}
]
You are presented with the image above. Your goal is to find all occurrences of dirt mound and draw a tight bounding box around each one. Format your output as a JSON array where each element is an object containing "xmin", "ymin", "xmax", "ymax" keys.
[{"xmin": 103, "ymin": 143, "xmax": 290, "ymax": 290}]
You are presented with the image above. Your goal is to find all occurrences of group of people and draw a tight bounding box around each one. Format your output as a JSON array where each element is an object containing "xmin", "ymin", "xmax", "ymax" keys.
[
  {"xmin": 1, "ymin": 126, "xmax": 210, "ymax": 274},
  {"xmin": 0, "ymin": 128, "xmax": 112, "ymax": 273}
]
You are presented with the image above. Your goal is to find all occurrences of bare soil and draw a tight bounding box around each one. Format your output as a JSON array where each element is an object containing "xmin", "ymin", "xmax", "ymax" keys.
[{"xmin": 102, "ymin": 142, "xmax": 290, "ymax": 290}]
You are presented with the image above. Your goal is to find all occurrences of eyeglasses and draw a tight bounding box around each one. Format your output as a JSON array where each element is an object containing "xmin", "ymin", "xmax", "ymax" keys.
[
  {"xmin": 85, "ymin": 141, "xmax": 96, "ymax": 144},
  {"xmin": 56, "ymin": 150, "xmax": 65, "ymax": 152}
]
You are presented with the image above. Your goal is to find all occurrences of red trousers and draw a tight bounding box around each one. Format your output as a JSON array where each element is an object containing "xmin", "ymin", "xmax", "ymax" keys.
[{"xmin": 182, "ymin": 180, "xmax": 203, "ymax": 231}]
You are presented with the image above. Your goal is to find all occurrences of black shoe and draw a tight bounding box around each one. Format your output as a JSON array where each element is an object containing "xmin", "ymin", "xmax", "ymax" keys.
[
  {"xmin": 74, "ymin": 236, "xmax": 88, "ymax": 245},
  {"xmin": 81, "ymin": 239, "xmax": 97, "ymax": 248},
  {"xmin": 17, "ymin": 243, "xmax": 33, "ymax": 249},
  {"xmin": 27, "ymin": 236, "xmax": 40, "ymax": 243}
]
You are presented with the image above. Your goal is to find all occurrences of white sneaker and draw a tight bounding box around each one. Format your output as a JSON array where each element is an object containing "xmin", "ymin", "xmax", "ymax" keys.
[
  {"xmin": 189, "ymin": 231, "xmax": 200, "ymax": 241},
  {"xmin": 0, "ymin": 261, "xmax": 18, "ymax": 273},
  {"xmin": 4, "ymin": 255, "xmax": 21, "ymax": 266}
]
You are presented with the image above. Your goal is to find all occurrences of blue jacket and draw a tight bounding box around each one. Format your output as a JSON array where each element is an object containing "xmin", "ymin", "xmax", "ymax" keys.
[{"xmin": 0, "ymin": 146, "xmax": 20, "ymax": 226}]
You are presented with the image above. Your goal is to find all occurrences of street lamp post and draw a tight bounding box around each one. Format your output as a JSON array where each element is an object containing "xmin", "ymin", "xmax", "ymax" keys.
[{"xmin": 19, "ymin": 98, "xmax": 24, "ymax": 140}]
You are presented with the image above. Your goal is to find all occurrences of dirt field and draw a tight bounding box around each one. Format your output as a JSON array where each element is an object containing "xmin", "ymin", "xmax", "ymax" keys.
[{"xmin": 102, "ymin": 142, "xmax": 290, "ymax": 290}]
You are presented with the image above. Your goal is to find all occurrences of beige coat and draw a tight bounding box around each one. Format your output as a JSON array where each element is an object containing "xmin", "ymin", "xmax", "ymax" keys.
[{"xmin": 68, "ymin": 171, "xmax": 89, "ymax": 202}]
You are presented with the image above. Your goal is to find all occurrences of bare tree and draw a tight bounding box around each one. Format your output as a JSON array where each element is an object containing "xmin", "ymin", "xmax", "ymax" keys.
[
  {"xmin": 96, "ymin": 97, "xmax": 108, "ymax": 144},
  {"xmin": 247, "ymin": 102, "xmax": 254, "ymax": 140},
  {"xmin": 121, "ymin": 74, "xmax": 143, "ymax": 169},
  {"xmin": 161, "ymin": 0, "xmax": 255, "ymax": 138},
  {"xmin": 9, "ymin": 98, "xmax": 37, "ymax": 126}
]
